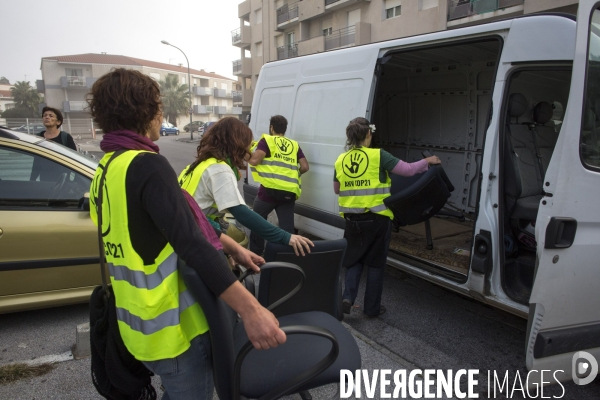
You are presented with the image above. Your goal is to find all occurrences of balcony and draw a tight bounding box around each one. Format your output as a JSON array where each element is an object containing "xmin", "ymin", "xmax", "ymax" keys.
[
  {"xmin": 325, "ymin": 0, "xmax": 370, "ymax": 12},
  {"xmin": 193, "ymin": 105, "xmax": 213, "ymax": 114},
  {"xmin": 238, "ymin": 0, "xmax": 250, "ymax": 18},
  {"xmin": 62, "ymin": 101, "xmax": 88, "ymax": 112},
  {"xmin": 232, "ymin": 90, "xmax": 242, "ymax": 103},
  {"xmin": 277, "ymin": 2, "xmax": 299, "ymax": 28},
  {"xmin": 213, "ymin": 106, "xmax": 227, "ymax": 115},
  {"xmin": 325, "ymin": 26, "xmax": 355, "ymax": 51},
  {"xmin": 60, "ymin": 76, "xmax": 96, "ymax": 89},
  {"xmin": 243, "ymin": 89, "xmax": 254, "ymax": 107},
  {"xmin": 213, "ymin": 88, "xmax": 228, "ymax": 98},
  {"xmin": 193, "ymin": 86, "xmax": 212, "ymax": 96},
  {"xmin": 231, "ymin": 25, "xmax": 251, "ymax": 47},
  {"xmin": 231, "ymin": 107, "xmax": 242, "ymax": 115},
  {"xmin": 448, "ymin": 0, "xmax": 524, "ymax": 22},
  {"xmin": 277, "ymin": 43, "xmax": 299, "ymax": 60},
  {"xmin": 298, "ymin": 0, "xmax": 326, "ymax": 22},
  {"xmin": 232, "ymin": 58, "xmax": 252, "ymax": 77}
]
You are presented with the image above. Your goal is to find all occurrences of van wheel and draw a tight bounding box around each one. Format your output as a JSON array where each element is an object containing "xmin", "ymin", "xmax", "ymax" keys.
[
  {"xmin": 176, "ymin": 131, "xmax": 179, "ymax": 135},
  {"xmin": 161, "ymin": 131, "xmax": 165, "ymax": 136}
]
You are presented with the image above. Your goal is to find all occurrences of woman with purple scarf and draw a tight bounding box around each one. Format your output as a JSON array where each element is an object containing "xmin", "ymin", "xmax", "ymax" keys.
[{"xmin": 87, "ymin": 68, "xmax": 285, "ymax": 400}]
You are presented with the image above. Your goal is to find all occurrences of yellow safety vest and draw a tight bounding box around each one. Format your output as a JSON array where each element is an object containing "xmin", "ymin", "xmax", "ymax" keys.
[
  {"xmin": 90, "ymin": 150, "xmax": 208, "ymax": 361},
  {"xmin": 250, "ymin": 134, "xmax": 302, "ymax": 199},
  {"xmin": 179, "ymin": 158, "xmax": 229, "ymax": 221},
  {"xmin": 334, "ymin": 147, "xmax": 393, "ymax": 219}
]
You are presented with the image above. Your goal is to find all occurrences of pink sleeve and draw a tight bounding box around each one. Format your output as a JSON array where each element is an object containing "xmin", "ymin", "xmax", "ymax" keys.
[
  {"xmin": 333, "ymin": 181, "xmax": 340, "ymax": 194},
  {"xmin": 391, "ymin": 159, "xmax": 429, "ymax": 177}
]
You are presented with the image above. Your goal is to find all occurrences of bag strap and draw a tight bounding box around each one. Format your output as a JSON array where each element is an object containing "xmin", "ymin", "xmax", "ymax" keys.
[
  {"xmin": 96, "ymin": 150, "xmax": 125, "ymax": 296},
  {"xmin": 60, "ymin": 131, "xmax": 68, "ymax": 147}
]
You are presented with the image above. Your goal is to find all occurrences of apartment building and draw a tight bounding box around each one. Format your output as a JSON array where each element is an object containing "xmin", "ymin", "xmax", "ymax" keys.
[
  {"xmin": 37, "ymin": 53, "xmax": 243, "ymax": 128},
  {"xmin": 231, "ymin": 0, "xmax": 579, "ymax": 113},
  {"xmin": 0, "ymin": 84, "xmax": 15, "ymax": 113}
]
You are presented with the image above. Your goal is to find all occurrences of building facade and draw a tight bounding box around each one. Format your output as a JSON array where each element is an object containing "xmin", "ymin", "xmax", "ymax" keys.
[
  {"xmin": 38, "ymin": 53, "xmax": 242, "ymax": 130},
  {"xmin": 231, "ymin": 0, "xmax": 579, "ymax": 114}
]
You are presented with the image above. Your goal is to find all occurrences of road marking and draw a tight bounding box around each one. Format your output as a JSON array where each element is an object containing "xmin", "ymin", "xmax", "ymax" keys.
[{"xmin": 24, "ymin": 351, "xmax": 73, "ymax": 366}]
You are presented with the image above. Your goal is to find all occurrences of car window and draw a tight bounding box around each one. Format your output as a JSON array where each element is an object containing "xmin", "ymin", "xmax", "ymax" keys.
[{"xmin": 0, "ymin": 145, "xmax": 91, "ymax": 208}]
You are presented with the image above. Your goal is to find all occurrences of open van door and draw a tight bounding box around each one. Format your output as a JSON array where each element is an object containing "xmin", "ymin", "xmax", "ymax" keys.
[{"xmin": 526, "ymin": 0, "xmax": 600, "ymax": 385}]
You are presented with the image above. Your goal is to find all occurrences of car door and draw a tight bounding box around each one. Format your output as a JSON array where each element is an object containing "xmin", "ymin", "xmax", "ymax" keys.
[
  {"xmin": 526, "ymin": 0, "xmax": 600, "ymax": 385},
  {"xmin": 0, "ymin": 142, "xmax": 99, "ymax": 311}
]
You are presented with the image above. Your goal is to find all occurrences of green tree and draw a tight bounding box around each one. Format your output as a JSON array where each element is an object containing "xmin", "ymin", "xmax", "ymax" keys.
[
  {"xmin": 0, "ymin": 76, "xmax": 9, "ymax": 84},
  {"xmin": 158, "ymin": 74, "xmax": 190, "ymax": 126},
  {"xmin": 10, "ymin": 81, "xmax": 41, "ymax": 116}
]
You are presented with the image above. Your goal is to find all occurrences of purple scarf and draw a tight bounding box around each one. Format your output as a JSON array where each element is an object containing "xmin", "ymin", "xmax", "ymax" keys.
[{"xmin": 101, "ymin": 130, "xmax": 223, "ymax": 250}]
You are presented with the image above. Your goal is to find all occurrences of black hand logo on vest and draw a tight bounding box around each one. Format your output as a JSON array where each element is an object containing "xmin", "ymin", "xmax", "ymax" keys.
[
  {"xmin": 342, "ymin": 149, "xmax": 369, "ymax": 178},
  {"xmin": 275, "ymin": 137, "xmax": 294, "ymax": 156}
]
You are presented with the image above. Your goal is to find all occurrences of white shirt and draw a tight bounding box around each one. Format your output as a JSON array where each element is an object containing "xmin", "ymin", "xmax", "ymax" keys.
[{"xmin": 192, "ymin": 163, "xmax": 245, "ymax": 214}]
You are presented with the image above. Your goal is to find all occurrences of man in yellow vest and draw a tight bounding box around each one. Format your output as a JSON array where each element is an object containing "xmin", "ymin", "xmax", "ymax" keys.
[
  {"xmin": 334, "ymin": 117, "xmax": 440, "ymax": 317},
  {"xmin": 248, "ymin": 115, "xmax": 309, "ymax": 255}
]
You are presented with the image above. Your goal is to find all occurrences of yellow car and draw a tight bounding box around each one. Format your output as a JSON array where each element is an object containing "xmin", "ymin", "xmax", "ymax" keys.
[{"xmin": 0, "ymin": 128, "xmax": 100, "ymax": 313}]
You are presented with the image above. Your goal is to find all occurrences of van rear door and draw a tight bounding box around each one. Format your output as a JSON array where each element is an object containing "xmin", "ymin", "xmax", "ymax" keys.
[{"xmin": 526, "ymin": 0, "xmax": 600, "ymax": 384}]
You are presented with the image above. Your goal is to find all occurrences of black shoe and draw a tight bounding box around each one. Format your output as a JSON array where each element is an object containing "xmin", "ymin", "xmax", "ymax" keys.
[
  {"xmin": 342, "ymin": 299, "xmax": 352, "ymax": 314},
  {"xmin": 365, "ymin": 305, "xmax": 386, "ymax": 317}
]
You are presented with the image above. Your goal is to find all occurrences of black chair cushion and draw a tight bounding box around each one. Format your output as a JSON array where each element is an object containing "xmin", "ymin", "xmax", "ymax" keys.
[
  {"xmin": 384, "ymin": 166, "xmax": 452, "ymax": 227},
  {"xmin": 233, "ymin": 311, "xmax": 361, "ymax": 398}
]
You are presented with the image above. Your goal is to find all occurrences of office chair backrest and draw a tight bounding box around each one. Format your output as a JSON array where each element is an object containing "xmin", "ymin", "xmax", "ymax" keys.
[
  {"xmin": 177, "ymin": 258, "xmax": 237, "ymax": 400},
  {"xmin": 384, "ymin": 165, "xmax": 453, "ymax": 227},
  {"xmin": 261, "ymin": 239, "xmax": 347, "ymax": 320}
]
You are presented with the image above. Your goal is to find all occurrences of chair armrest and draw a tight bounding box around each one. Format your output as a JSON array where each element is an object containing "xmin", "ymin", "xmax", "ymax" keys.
[
  {"xmin": 233, "ymin": 325, "xmax": 339, "ymax": 400},
  {"xmin": 245, "ymin": 262, "xmax": 305, "ymax": 312}
]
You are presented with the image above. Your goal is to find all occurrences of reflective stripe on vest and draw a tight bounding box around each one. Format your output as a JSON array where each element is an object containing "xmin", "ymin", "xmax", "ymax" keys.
[
  {"xmin": 250, "ymin": 134, "xmax": 301, "ymax": 198},
  {"xmin": 334, "ymin": 147, "xmax": 393, "ymax": 219},
  {"xmin": 90, "ymin": 150, "xmax": 208, "ymax": 361},
  {"xmin": 179, "ymin": 158, "xmax": 228, "ymax": 220}
]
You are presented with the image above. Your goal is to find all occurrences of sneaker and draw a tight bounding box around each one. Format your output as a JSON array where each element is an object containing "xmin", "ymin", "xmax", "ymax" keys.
[
  {"xmin": 365, "ymin": 305, "xmax": 386, "ymax": 318},
  {"xmin": 342, "ymin": 299, "xmax": 352, "ymax": 314}
]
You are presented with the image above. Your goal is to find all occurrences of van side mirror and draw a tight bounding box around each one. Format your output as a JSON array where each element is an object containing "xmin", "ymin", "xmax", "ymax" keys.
[{"xmin": 79, "ymin": 192, "xmax": 90, "ymax": 211}]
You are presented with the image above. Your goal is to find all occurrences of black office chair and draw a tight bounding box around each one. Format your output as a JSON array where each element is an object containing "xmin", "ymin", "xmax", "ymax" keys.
[
  {"xmin": 260, "ymin": 239, "xmax": 347, "ymax": 321},
  {"xmin": 383, "ymin": 155, "xmax": 456, "ymax": 250},
  {"xmin": 179, "ymin": 258, "xmax": 361, "ymax": 400}
]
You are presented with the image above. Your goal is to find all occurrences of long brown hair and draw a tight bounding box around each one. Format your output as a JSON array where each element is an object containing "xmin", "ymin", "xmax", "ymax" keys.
[{"xmin": 185, "ymin": 117, "xmax": 253, "ymax": 175}]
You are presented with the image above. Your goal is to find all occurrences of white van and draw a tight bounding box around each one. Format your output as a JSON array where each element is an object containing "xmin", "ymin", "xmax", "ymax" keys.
[{"xmin": 245, "ymin": 1, "xmax": 600, "ymax": 382}]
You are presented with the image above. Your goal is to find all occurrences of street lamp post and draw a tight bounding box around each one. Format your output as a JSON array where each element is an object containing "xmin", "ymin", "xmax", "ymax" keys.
[{"xmin": 161, "ymin": 40, "xmax": 194, "ymax": 140}]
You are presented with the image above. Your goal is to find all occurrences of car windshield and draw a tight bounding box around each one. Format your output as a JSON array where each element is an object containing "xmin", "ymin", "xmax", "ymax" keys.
[{"xmin": 38, "ymin": 139, "xmax": 98, "ymax": 169}]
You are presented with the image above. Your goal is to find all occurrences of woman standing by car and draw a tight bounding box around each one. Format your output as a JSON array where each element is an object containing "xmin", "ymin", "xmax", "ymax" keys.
[
  {"xmin": 179, "ymin": 117, "xmax": 314, "ymax": 256},
  {"xmin": 334, "ymin": 117, "xmax": 441, "ymax": 317},
  {"xmin": 38, "ymin": 106, "xmax": 77, "ymax": 151},
  {"xmin": 87, "ymin": 68, "xmax": 285, "ymax": 400}
]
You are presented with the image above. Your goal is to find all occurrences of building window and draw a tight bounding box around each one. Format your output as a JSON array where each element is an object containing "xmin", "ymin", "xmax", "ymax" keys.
[
  {"xmin": 65, "ymin": 68, "xmax": 82, "ymax": 77},
  {"xmin": 385, "ymin": 0, "xmax": 401, "ymax": 19},
  {"xmin": 419, "ymin": 0, "xmax": 437, "ymax": 10},
  {"xmin": 255, "ymin": 8, "xmax": 262, "ymax": 24},
  {"xmin": 323, "ymin": 27, "xmax": 332, "ymax": 36},
  {"xmin": 256, "ymin": 42, "xmax": 263, "ymax": 57}
]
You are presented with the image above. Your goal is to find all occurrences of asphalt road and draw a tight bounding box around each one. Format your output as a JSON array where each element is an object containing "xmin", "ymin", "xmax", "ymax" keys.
[{"xmin": 1, "ymin": 134, "xmax": 598, "ymax": 399}]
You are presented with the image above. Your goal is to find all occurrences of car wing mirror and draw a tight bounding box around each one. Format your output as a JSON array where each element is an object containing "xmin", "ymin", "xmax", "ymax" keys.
[{"xmin": 79, "ymin": 192, "xmax": 90, "ymax": 212}]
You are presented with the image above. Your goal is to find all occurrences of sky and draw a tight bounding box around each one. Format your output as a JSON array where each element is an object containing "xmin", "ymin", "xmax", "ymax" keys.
[{"xmin": 2, "ymin": 0, "xmax": 243, "ymax": 85}]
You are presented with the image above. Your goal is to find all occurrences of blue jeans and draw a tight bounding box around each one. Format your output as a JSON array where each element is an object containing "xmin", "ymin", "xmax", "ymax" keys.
[{"xmin": 142, "ymin": 332, "xmax": 213, "ymax": 400}]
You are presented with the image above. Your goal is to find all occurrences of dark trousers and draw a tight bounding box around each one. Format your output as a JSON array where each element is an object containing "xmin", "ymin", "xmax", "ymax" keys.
[
  {"xmin": 342, "ymin": 214, "xmax": 392, "ymax": 316},
  {"xmin": 249, "ymin": 197, "xmax": 295, "ymax": 254}
]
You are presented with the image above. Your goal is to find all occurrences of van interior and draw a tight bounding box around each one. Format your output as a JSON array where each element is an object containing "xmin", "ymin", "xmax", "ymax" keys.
[{"xmin": 370, "ymin": 37, "xmax": 572, "ymax": 305}]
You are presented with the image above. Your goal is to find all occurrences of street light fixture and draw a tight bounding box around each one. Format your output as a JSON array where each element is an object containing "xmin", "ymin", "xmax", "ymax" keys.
[{"xmin": 161, "ymin": 40, "xmax": 194, "ymax": 140}]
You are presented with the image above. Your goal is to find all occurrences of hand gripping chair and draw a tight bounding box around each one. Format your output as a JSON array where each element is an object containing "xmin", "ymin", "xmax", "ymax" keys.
[
  {"xmin": 383, "ymin": 158, "xmax": 457, "ymax": 250},
  {"xmin": 179, "ymin": 258, "xmax": 361, "ymax": 400},
  {"xmin": 260, "ymin": 239, "xmax": 348, "ymax": 321}
]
